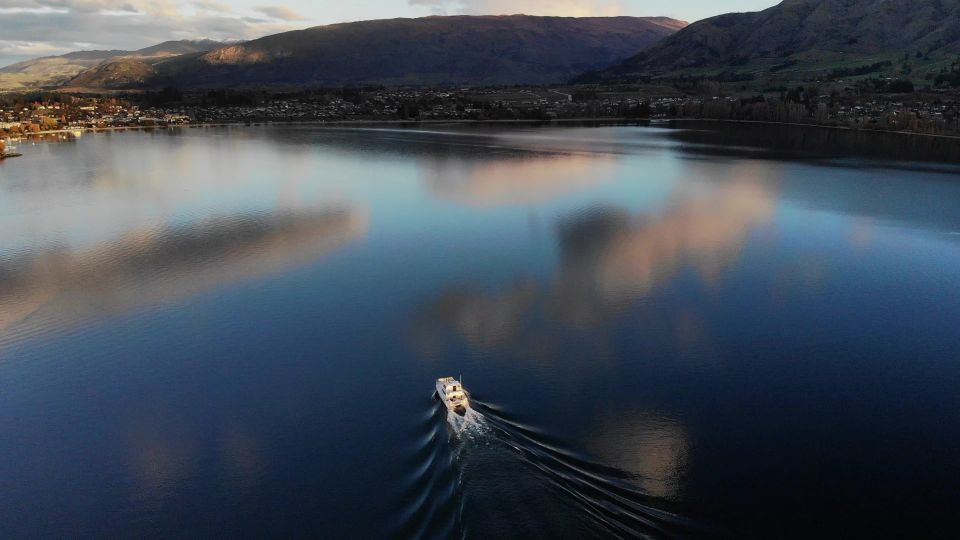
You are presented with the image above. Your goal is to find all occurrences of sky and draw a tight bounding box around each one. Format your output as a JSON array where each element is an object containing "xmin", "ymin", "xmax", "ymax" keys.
[{"xmin": 0, "ymin": 0, "xmax": 779, "ymax": 67}]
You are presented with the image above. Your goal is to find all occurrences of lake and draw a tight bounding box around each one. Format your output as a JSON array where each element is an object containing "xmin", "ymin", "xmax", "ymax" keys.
[{"xmin": 1, "ymin": 123, "xmax": 960, "ymax": 538}]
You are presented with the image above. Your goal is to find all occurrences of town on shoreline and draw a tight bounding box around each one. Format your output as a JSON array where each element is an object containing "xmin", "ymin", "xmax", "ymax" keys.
[{"xmin": 3, "ymin": 84, "xmax": 960, "ymax": 139}]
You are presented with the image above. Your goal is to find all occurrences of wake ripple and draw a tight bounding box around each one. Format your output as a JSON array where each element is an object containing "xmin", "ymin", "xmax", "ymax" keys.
[
  {"xmin": 471, "ymin": 398, "xmax": 720, "ymax": 539},
  {"xmin": 391, "ymin": 398, "xmax": 464, "ymax": 540},
  {"xmin": 394, "ymin": 393, "xmax": 724, "ymax": 540}
]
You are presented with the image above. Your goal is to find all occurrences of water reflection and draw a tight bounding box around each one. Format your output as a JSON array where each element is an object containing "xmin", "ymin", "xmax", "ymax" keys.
[
  {"xmin": 3, "ymin": 125, "xmax": 960, "ymax": 538},
  {"xmin": 219, "ymin": 427, "xmax": 265, "ymax": 493},
  {"xmin": 587, "ymin": 413, "xmax": 688, "ymax": 500},
  {"xmin": 417, "ymin": 175, "xmax": 775, "ymax": 354},
  {"xmin": 667, "ymin": 121, "xmax": 960, "ymax": 166},
  {"xmin": 552, "ymin": 176, "xmax": 773, "ymax": 326},
  {"xmin": 418, "ymin": 281, "xmax": 539, "ymax": 353},
  {"xmin": 0, "ymin": 207, "xmax": 368, "ymax": 339},
  {"xmin": 423, "ymin": 153, "xmax": 617, "ymax": 207},
  {"xmin": 127, "ymin": 424, "xmax": 197, "ymax": 503},
  {"xmin": 271, "ymin": 126, "xmax": 643, "ymax": 206},
  {"xmin": 125, "ymin": 418, "xmax": 265, "ymax": 507}
]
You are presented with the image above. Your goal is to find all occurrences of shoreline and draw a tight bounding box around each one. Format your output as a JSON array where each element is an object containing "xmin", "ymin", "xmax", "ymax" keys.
[
  {"xmin": 667, "ymin": 117, "xmax": 960, "ymax": 141},
  {"xmin": 10, "ymin": 116, "xmax": 960, "ymax": 142},
  {"xmin": 20, "ymin": 117, "xmax": 647, "ymax": 137}
]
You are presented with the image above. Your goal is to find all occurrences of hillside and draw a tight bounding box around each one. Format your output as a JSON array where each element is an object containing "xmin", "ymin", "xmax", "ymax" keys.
[
  {"xmin": 583, "ymin": 0, "xmax": 960, "ymax": 81},
  {"xmin": 130, "ymin": 39, "xmax": 223, "ymax": 58},
  {"xmin": 0, "ymin": 50, "xmax": 124, "ymax": 90},
  {"xmin": 65, "ymin": 59, "xmax": 159, "ymax": 90},
  {"xmin": 101, "ymin": 15, "xmax": 686, "ymax": 89},
  {"xmin": 0, "ymin": 40, "xmax": 223, "ymax": 90}
]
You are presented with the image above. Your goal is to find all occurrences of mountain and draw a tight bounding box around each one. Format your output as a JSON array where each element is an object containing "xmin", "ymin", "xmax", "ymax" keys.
[
  {"xmin": 65, "ymin": 59, "xmax": 160, "ymax": 90},
  {"xmin": 0, "ymin": 40, "xmax": 224, "ymax": 90},
  {"xmin": 130, "ymin": 39, "xmax": 224, "ymax": 58},
  {"xmin": 68, "ymin": 15, "xmax": 685, "ymax": 89},
  {"xmin": 584, "ymin": 0, "xmax": 960, "ymax": 81},
  {"xmin": 0, "ymin": 50, "xmax": 125, "ymax": 90}
]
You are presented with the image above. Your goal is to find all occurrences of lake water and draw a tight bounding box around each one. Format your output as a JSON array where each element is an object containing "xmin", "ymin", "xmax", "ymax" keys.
[{"xmin": 2, "ymin": 123, "xmax": 960, "ymax": 538}]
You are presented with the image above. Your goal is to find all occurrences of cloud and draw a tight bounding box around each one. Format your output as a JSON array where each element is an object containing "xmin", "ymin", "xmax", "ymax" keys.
[
  {"xmin": 0, "ymin": 0, "xmax": 306, "ymax": 66},
  {"xmin": 0, "ymin": 39, "xmax": 72, "ymax": 57},
  {"xmin": 254, "ymin": 4, "xmax": 304, "ymax": 21},
  {"xmin": 191, "ymin": 0, "xmax": 232, "ymax": 13},
  {"xmin": 408, "ymin": 0, "xmax": 625, "ymax": 17},
  {"xmin": 30, "ymin": 0, "xmax": 183, "ymax": 17}
]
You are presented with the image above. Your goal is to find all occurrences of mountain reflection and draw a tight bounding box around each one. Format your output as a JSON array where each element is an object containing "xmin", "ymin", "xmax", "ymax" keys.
[
  {"xmin": 0, "ymin": 207, "xmax": 368, "ymax": 337},
  {"xmin": 668, "ymin": 121, "xmax": 960, "ymax": 166},
  {"xmin": 276, "ymin": 126, "xmax": 633, "ymax": 206},
  {"xmin": 416, "ymin": 177, "xmax": 774, "ymax": 353}
]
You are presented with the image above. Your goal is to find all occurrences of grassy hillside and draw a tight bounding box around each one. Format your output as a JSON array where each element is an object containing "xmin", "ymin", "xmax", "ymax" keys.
[{"xmin": 0, "ymin": 40, "xmax": 223, "ymax": 91}]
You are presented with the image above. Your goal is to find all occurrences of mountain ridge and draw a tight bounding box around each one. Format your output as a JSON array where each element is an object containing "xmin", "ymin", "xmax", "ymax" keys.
[
  {"xmin": 583, "ymin": 0, "xmax": 960, "ymax": 81},
  {"xmin": 0, "ymin": 39, "xmax": 225, "ymax": 90},
  {"xmin": 67, "ymin": 15, "xmax": 686, "ymax": 89}
]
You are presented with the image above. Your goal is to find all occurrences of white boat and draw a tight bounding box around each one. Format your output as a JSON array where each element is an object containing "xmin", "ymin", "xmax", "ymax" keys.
[
  {"xmin": 0, "ymin": 141, "xmax": 20, "ymax": 159},
  {"xmin": 436, "ymin": 376, "xmax": 469, "ymax": 415}
]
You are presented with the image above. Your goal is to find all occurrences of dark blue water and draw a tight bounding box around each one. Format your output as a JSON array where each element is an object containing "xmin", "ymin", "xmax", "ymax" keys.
[{"xmin": 1, "ymin": 124, "xmax": 960, "ymax": 538}]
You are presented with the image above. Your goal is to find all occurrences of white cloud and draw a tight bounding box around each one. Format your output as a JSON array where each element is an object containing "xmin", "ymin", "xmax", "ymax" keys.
[
  {"xmin": 0, "ymin": 6, "xmax": 69, "ymax": 14},
  {"xmin": 0, "ymin": 39, "xmax": 71, "ymax": 56},
  {"xmin": 254, "ymin": 4, "xmax": 303, "ymax": 21},
  {"xmin": 191, "ymin": 0, "xmax": 231, "ymax": 13},
  {"xmin": 0, "ymin": 0, "xmax": 307, "ymax": 66}
]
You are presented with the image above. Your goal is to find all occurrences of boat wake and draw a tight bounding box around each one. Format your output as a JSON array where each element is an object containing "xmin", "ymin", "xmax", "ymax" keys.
[
  {"xmin": 395, "ymin": 392, "xmax": 723, "ymax": 539},
  {"xmin": 470, "ymin": 398, "xmax": 720, "ymax": 539},
  {"xmin": 445, "ymin": 407, "xmax": 491, "ymax": 439},
  {"xmin": 391, "ymin": 398, "xmax": 467, "ymax": 540}
]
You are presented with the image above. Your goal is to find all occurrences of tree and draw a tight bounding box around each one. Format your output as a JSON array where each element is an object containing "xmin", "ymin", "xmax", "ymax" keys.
[{"xmin": 887, "ymin": 79, "xmax": 914, "ymax": 93}]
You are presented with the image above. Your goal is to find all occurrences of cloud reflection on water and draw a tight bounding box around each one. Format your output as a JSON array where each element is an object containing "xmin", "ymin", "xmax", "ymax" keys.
[
  {"xmin": 269, "ymin": 126, "xmax": 636, "ymax": 207},
  {"xmin": 587, "ymin": 413, "xmax": 689, "ymax": 501},
  {"xmin": 127, "ymin": 425, "xmax": 198, "ymax": 504},
  {"xmin": 552, "ymin": 174, "xmax": 774, "ymax": 327},
  {"xmin": 416, "ymin": 173, "xmax": 776, "ymax": 356},
  {"xmin": 0, "ymin": 207, "xmax": 368, "ymax": 339},
  {"xmin": 423, "ymin": 152, "xmax": 617, "ymax": 207}
]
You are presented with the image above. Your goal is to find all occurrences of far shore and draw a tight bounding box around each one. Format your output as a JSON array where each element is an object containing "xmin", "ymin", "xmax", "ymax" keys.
[
  {"xmin": 10, "ymin": 116, "xmax": 960, "ymax": 142},
  {"xmin": 16, "ymin": 117, "xmax": 646, "ymax": 138},
  {"xmin": 668, "ymin": 117, "xmax": 960, "ymax": 141}
]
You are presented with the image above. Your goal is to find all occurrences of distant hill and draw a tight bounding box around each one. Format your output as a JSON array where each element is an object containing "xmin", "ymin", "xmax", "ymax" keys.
[
  {"xmin": 581, "ymin": 0, "xmax": 960, "ymax": 81},
  {"xmin": 0, "ymin": 40, "xmax": 224, "ymax": 90},
  {"xmin": 66, "ymin": 15, "xmax": 685, "ymax": 90},
  {"xmin": 130, "ymin": 39, "xmax": 224, "ymax": 58},
  {"xmin": 65, "ymin": 59, "xmax": 160, "ymax": 90},
  {"xmin": 0, "ymin": 50, "xmax": 125, "ymax": 90}
]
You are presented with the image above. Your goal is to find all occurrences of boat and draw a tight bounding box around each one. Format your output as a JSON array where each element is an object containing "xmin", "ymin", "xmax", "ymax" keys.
[
  {"xmin": 0, "ymin": 141, "xmax": 19, "ymax": 159},
  {"xmin": 436, "ymin": 376, "xmax": 469, "ymax": 415}
]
